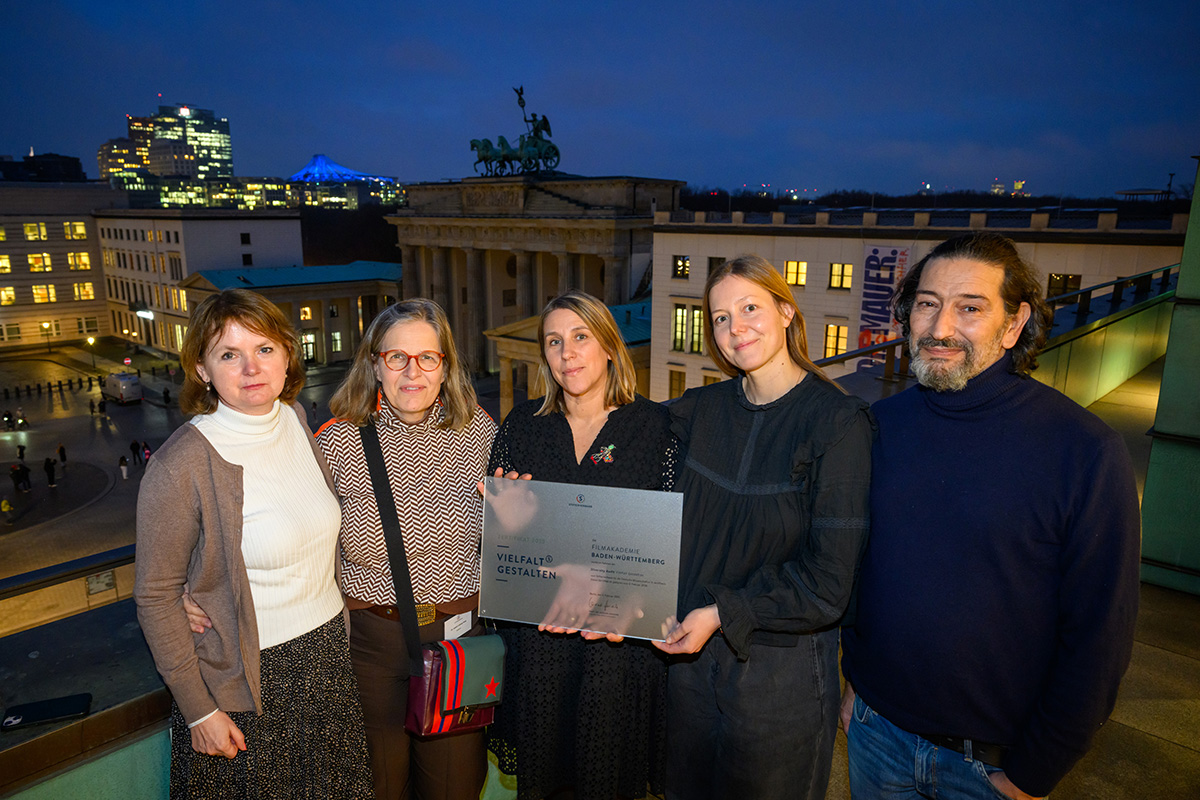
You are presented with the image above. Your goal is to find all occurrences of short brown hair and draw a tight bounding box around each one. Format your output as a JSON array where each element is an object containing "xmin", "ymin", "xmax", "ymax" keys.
[
  {"xmin": 703, "ymin": 255, "xmax": 838, "ymax": 387},
  {"xmin": 179, "ymin": 289, "xmax": 305, "ymax": 415},
  {"xmin": 892, "ymin": 232, "xmax": 1053, "ymax": 375},
  {"xmin": 329, "ymin": 298, "xmax": 478, "ymax": 430},
  {"xmin": 535, "ymin": 291, "xmax": 638, "ymax": 416}
]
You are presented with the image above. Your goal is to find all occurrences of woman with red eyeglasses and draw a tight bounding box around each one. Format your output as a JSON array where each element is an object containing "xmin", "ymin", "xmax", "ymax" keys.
[{"xmin": 318, "ymin": 298, "xmax": 496, "ymax": 800}]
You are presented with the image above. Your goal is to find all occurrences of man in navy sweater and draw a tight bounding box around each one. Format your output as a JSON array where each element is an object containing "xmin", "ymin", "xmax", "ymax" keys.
[{"xmin": 840, "ymin": 233, "xmax": 1141, "ymax": 799}]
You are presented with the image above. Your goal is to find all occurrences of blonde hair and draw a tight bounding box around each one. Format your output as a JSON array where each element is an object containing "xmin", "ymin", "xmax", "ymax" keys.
[
  {"xmin": 703, "ymin": 255, "xmax": 838, "ymax": 387},
  {"xmin": 329, "ymin": 298, "xmax": 478, "ymax": 430},
  {"xmin": 180, "ymin": 289, "xmax": 305, "ymax": 415},
  {"xmin": 535, "ymin": 290, "xmax": 637, "ymax": 416}
]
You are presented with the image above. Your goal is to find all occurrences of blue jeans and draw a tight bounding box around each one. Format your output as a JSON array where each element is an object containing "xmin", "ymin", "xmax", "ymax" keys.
[{"xmin": 846, "ymin": 693, "xmax": 1023, "ymax": 799}]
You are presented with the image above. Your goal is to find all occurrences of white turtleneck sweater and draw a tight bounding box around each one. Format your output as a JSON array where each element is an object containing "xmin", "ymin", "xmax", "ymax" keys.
[{"xmin": 191, "ymin": 400, "xmax": 344, "ymax": 649}]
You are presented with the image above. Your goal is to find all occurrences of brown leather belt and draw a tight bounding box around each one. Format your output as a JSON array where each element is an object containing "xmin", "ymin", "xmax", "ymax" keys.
[{"xmin": 347, "ymin": 592, "xmax": 478, "ymax": 629}]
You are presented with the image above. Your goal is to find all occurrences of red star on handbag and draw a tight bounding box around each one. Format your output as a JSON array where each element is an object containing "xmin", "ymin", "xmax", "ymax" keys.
[{"xmin": 485, "ymin": 676, "xmax": 499, "ymax": 698}]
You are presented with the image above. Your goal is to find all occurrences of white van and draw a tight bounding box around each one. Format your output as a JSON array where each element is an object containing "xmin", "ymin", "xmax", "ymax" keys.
[{"xmin": 102, "ymin": 372, "xmax": 143, "ymax": 404}]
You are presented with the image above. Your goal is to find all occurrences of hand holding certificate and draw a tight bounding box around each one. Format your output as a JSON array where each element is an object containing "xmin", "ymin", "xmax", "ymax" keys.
[{"xmin": 479, "ymin": 477, "xmax": 682, "ymax": 641}]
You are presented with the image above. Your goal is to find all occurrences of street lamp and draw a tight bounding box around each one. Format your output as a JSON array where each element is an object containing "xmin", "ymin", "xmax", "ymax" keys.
[
  {"xmin": 87, "ymin": 336, "xmax": 96, "ymax": 368},
  {"xmin": 41, "ymin": 321, "xmax": 52, "ymax": 353}
]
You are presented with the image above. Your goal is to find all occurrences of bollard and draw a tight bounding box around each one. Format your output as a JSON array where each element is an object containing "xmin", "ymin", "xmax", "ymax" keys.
[
  {"xmin": 25, "ymin": 384, "xmax": 30, "ymax": 394},
  {"xmin": 151, "ymin": 366, "xmax": 156, "ymax": 377},
  {"xmin": 57, "ymin": 380, "xmax": 63, "ymax": 392},
  {"xmin": 37, "ymin": 384, "xmax": 42, "ymax": 396},
  {"xmin": 136, "ymin": 368, "xmax": 141, "ymax": 378},
  {"xmin": 88, "ymin": 376, "xmax": 93, "ymax": 390}
]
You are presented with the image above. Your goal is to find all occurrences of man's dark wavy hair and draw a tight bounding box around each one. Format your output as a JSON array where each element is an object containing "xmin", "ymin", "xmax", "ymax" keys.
[{"xmin": 892, "ymin": 232, "xmax": 1054, "ymax": 375}]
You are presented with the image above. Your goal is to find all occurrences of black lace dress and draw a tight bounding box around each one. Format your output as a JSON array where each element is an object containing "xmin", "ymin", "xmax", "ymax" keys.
[{"xmin": 486, "ymin": 395, "xmax": 680, "ymax": 800}]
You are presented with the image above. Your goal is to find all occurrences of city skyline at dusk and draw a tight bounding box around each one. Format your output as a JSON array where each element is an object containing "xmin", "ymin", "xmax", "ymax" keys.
[{"xmin": 3, "ymin": 1, "xmax": 1198, "ymax": 198}]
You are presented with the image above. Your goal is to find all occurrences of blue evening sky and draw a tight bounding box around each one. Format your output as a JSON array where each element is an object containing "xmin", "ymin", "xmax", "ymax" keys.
[{"xmin": 2, "ymin": 1, "xmax": 1197, "ymax": 197}]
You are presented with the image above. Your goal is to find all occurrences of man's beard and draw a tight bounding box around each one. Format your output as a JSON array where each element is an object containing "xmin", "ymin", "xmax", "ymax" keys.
[{"xmin": 909, "ymin": 331, "xmax": 1006, "ymax": 392}]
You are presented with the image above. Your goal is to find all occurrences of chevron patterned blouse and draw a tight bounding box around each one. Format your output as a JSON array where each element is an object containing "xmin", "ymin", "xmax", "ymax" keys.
[{"xmin": 318, "ymin": 400, "xmax": 497, "ymax": 605}]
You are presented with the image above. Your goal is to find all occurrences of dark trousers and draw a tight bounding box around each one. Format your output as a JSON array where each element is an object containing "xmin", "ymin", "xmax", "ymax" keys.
[
  {"xmin": 665, "ymin": 627, "xmax": 840, "ymax": 800},
  {"xmin": 348, "ymin": 608, "xmax": 486, "ymax": 800}
]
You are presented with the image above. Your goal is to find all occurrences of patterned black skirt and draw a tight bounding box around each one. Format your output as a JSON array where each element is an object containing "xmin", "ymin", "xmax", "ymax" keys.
[{"xmin": 169, "ymin": 613, "xmax": 375, "ymax": 800}]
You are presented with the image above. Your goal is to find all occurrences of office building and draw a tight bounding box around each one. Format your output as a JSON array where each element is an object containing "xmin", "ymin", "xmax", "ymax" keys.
[
  {"xmin": 0, "ymin": 183, "xmax": 128, "ymax": 353},
  {"xmin": 649, "ymin": 206, "xmax": 1187, "ymax": 400},
  {"xmin": 92, "ymin": 208, "xmax": 302, "ymax": 353}
]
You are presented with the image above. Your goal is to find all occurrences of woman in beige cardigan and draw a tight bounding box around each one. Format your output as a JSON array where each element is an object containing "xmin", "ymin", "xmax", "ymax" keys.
[{"xmin": 134, "ymin": 289, "xmax": 372, "ymax": 799}]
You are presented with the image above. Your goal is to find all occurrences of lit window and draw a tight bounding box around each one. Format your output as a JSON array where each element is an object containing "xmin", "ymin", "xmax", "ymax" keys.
[
  {"xmin": 68, "ymin": 252, "xmax": 91, "ymax": 270},
  {"xmin": 672, "ymin": 255, "xmax": 690, "ymax": 279},
  {"xmin": 824, "ymin": 324, "xmax": 848, "ymax": 358},
  {"xmin": 179, "ymin": 289, "xmax": 188, "ymax": 312},
  {"xmin": 0, "ymin": 287, "xmax": 14, "ymax": 306},
  {"xmin": 63, "ymin": 221, "xmax": 88, "ymax": 240},
  {"xmin": 0, "ymin": 227, "xmax": 6, "ymax": 241},
  {"xmin": 300, "ymin": 306, "xmax": 313, "ymax": 321},
  {"xmin": 0, "ymin": 255, "xmax": 9, "ymax": 273},
  {"xmin": 24, "ymin": 223, "xmax": 48, "ymax": 241},
  {"xmin": 830, "ymin": 263, "xmax": 853, "ymax": 289},
  {"xmin": 690, "ymin": 306, "xmax": 704, "ymax": 353},
  {"xmin": 785, "ymin": 260, "xmax": 807, "ymax": 286},
  {"xmin": 331, "ymin": 332, "xmax": 343, "ymax": 352},
  {"xmin": 73, "ymin": 282, "xmax": 95, "ymax": 301},
  {"xmin": 28, "ymin": 253, "xmax": 52, "ymax": 272},
  {"xmin": 672, "ymin": 304, "xmax": 687, "ymax": 351},
  {"xmin": 669, "ymin": 369, "xmax": 686, "ymax": 399},
  {"xmin": 33, "ymin": 284, "xmax": 57, "ymax": 303},
  {"xmin": 703, "ymin": 375, "xmax": 722, "ymax": 386}
]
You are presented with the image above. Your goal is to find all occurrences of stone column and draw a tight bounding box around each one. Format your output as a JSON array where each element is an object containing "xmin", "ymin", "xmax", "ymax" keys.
[
  {"xmin": 556, "ymin": 252, "xmax": 577, "ymax": 294},
  {"xmin": 463, "ymin": 248, "xmax": 486, "ymax": 374},
  {"xmin": 604, "ymin": 255, "xmax": 629, "ymax": 306},
  {"xmin": 314, "ymin": 299, "xmax": 327, "ymax": 364},
  {"xmin": 498, "ymin": 356, "xmax": 514, "ymax": 422},
  {"xmin": 514, "ymin": 250, "xmax": 534, "ymax": 318},
  {"xmin": 400, "ymin": 245, "xmax": 419, "ymax": 299},
  {"xmin": 430, "ymin": 247, "xmax": 449, "ymax": 309}
]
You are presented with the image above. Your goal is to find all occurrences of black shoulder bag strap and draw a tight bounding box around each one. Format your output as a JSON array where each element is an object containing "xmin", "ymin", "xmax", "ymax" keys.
[{"xmin": 358, "ymin": 420, "xmax": 424, "ymax": 677}]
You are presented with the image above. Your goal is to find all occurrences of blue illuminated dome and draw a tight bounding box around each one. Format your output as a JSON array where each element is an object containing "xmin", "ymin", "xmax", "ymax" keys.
[{"xmin": 289, "ymin": 154, "xmax": 392, "ymax": 183}]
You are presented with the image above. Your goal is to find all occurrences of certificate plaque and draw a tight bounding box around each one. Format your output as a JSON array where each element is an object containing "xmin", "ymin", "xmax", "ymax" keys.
[{"xmin": 479, "ymin": 477, "xmax": 682, "ymax": 641}]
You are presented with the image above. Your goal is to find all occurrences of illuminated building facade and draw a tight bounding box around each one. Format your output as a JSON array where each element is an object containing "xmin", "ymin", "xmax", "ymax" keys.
[
  {"xmin": 0, "ymin": 183, "xmax": 127, "ymax": 353},
  {"xmin": 288, "ymin": 154, "xmax": 403, "ymax": 209},
  {"xmin": 650, "ymin": 207, "xmax": 1187, "ymax": 400},
  {"xmin": 97, "ymin": 138, "xmax": 142, "ymax": 179},
  {"xmin": 147, "ymin": 140, "xmax": 198, "ymax": 178},
  {"xmin": 93, "ymin": 208, "xmax": 302, "ymax": 354},
  {"xmin": 148, "ymin": 105, "xmax": 232, "ymax": 181}
]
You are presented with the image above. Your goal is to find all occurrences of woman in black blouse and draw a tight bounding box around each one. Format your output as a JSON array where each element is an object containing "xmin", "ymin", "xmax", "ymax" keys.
[
  {"xmin": 486, "ymin": 290, "xmax": 678, "ymax": 800},
  {"xmin": 654, "ymin": 255, "xmax": 873, "ymax": 800}
]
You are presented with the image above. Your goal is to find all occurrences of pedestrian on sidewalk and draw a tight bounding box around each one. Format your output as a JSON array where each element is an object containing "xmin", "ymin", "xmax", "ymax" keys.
[
  {"xmin": 90, "ymin": 398, "xmax": 96, "ymax": 415},
  {"xmin": 44, "ymin": 457, "xmax": 57, "ymax": 488},
  {"xmin": 163, "ymin": 387, "xmax": 171, "ymax": 405},
  {"xmin": 57, "ymin": 443, "xmax": 67, "ymax": 471},
  {"xmin": 17, "ymin": 444, "xmax": 25, "ymax": 461},
  {"xmin": 15, "ymin": 462, "xmax": 31, "ymax": 492},
  {"xmin": 2, "ymin": 495, "xmax": 13, "ymax": 525},
  {"xmin": 98, "ymin": 398, "xmax": 108, "ymax": 420},
  {"xmin": 130, "ymin": 439, "xmax": 142, "ymax": 465},
  {"xmin": 142, "ymin": 441, "xmax": 152, "ymax": 462},
  {"xmin": 118, "ymin": 455, "xmax": 129, "ymax": 480}
]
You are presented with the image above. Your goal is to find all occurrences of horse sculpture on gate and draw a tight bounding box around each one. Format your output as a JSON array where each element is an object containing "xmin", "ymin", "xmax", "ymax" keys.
[{"xmin": 468, "ymin": 87, "xmax": 562, "ymax": 177}]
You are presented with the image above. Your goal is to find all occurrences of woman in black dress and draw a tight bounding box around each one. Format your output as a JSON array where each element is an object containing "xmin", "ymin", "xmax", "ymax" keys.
[{"xmin": 487, "ymin": 290, "xmax": 678, "ymax": 800}]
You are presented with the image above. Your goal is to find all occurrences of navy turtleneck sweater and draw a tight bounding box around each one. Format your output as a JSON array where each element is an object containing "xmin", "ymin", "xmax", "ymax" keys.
[{"xmin": 841, "ymin": 353, "xmax": 1141, "ymax": 797}]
